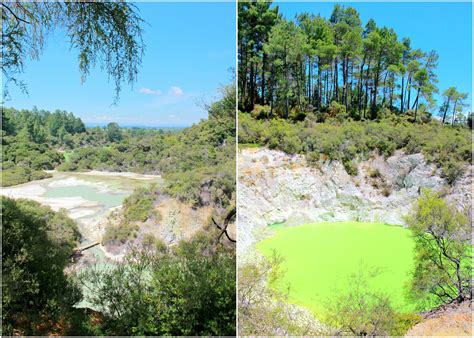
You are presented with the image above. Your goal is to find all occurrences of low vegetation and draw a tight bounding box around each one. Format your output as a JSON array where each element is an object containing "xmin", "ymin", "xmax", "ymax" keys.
[
  {"xmin": 122, "ymin": 185, "xmax": 158, "ymax": 223},
  {"xmin": 239, "ymin": 112, "xmax": 471, "ymax": 183},
  {"xmin": 103, "ymin": 185, "xmax": 159, "ymax": 245},
  {"xmin": 238, "ymin": 252, "xmax": 322, "ymax": 336},
  {"xmin": 81, "ymin": 229, "xmax": 236, "ymax": 336}
]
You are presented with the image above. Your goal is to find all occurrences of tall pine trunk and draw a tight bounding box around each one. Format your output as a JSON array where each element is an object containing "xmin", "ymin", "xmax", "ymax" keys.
[
  {"xmin": 261, "ymin": 53, "xmax": 266, "ymax": 105},
  {"xmin": 371, "ymin": 55, "xmax": 382, "ymax": 120},
  {"xmin": 317, "ymin": 59, "xmax": 322, "ymax": 111},
  {"xmin": 413, "ymin": 88, "xmax": 420, "ymax": 122},
  {"xmin": 342, "ymin": 56, "xmax": 347, "ymax": 107},
  {"xmin": 357, "ymin": 54, "xmax": 366, "ymax": 117},
  {"xmin": 451, "ymin": 99, "xmax": 458, "ymax": 126},
  {"xmin": 308, "ymin": 57, "xmax": 312, "ymax": 104},
  {"xmin": 364, "ymin": 61, "xmax": 371, "ymax": 119},
  {"xmin": 381, "ymin": 71, "xmax": 389, "ymax": 107},
  {"xmin": 249, "ymin": 61, "xmax": 255, "ymax": 109},
  {"xmin": 442, "ymin": 98, "xmax": 450, "ymax": 124},
  {"xmin": 334, "ymin": 57, "xmax": 339, "ymax": 102},
  {"xmin": 400, "ymin": 75, "xmax": 405, "ymax": 113},
  {"xmin": 407, "ymin": 75, "xmax": 412, "ymax": 110},
  {"xmin": 389, "ymin": 73, "xmax": 394, "ymax": 109},
  {"xmin": 348, "ymin": 59, "xmax": 353, "ymax": 112}
]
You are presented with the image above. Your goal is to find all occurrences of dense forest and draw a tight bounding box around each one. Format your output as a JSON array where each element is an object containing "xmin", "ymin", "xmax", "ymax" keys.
[
  {"xmin": 1, "ymin": 108, "xmax": 86, "ymax": 185},
  {"xmin": 238, "ymin": 2, "xmax": 471, "ymax": 125}
]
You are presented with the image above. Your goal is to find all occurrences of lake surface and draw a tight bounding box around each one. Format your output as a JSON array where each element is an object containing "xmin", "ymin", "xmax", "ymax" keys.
[
  {"xmin": 257, "ymin": 221, "xmax": 416, "ymax": 316},
  {"xmin": 44, "ymin": 185, "xmax": 127, "ymax": 209}
]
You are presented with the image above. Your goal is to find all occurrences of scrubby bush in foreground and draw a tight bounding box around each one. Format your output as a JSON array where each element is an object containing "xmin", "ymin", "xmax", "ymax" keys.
[
  {"xmin": 80, "ymin": 230, "xmax": 236, "ymax": 336},
  {"xmin": 407, "ymin": 190, "xmax": 472, "ymax": 308}
]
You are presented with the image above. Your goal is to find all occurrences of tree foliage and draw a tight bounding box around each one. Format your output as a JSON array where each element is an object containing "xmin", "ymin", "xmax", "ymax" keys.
[
  {"xmin": 1, "ymin": 1, "xmax": 144, "ymax": 102},
  {"xmin": 238, "ymin": 252, "xmax": 322, "ymax": 335},
  {"xmin": 1, "ymin": 197, "xmax": 81, "ymax": 335},
  {"xmin": 406, "ymin": 190, "xmax": 472, "ymax": 308},
  {"xmin": 80, "ymin": 230, "xmax": 236, "ymax": 336},
  {"xmin": 239, "ymin": 3, "xmax": 469, "ymax": 123},
  {"xmin": 1, "ymin": 107, "xmax": 85, "ymax": 186},
  {"xmin": 323, "ymin": 267, "xmax": 421, "ymax": 336}
]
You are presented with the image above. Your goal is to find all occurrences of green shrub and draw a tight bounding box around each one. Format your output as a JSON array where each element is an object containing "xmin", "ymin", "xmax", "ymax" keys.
[
  {"xmin": 390, "ymin": 312, "xmax": 422, "ymax": 336},
  {"xmin": 103, "ymin": 221, "xmax": 138, "ymax": 245},
  {"xmin": 250, "ymin": 104, "xmax": 271, "ymax": 119},
  {"xmin": 80, "ymin": 230, "xmax": 236, "ymax": 336},
  {"xmin": 441, "ymin": 160, "xmax": 465, "ymax": 185},
  {"xmin": 327, "ymin": 101, "xmax": 348, "ymax": 122},
  {"xmin": 368, "ymin": 167, "xmax": 381, "ymax": 178},
  {"xmin": 238, "ymin": 113, "xmax": 471, "ymax": 180},
  {"xmin": 343, "ymin": 159, "xmax": 358, "ymax": 176},
  {"xmin": 2, "ymin": 167, "xmax": 52, "ymax": 187},
  {"xmin": 2, "ymin": 197, "xmax": 81, "ymax": 335},
  {"xmin": 305, "ymin": 152, "xmax": 320, "ymax": 166},
  {"xmin": 123, "ymin": 186, "xmax": 156, "ymax": 223}
]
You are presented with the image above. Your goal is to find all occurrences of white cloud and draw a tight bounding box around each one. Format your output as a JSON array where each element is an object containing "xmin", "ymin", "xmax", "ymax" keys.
[
  {"xmin": 140, "ymin": 86, "xmax": 183, "ymax": 97},
  {"xmin": 139, "ymin": 87, "xmax": 162, "ymax": 95},
  {"xmin": 169, "ymin": 86, "xmax": 183, "ymax": 96}
]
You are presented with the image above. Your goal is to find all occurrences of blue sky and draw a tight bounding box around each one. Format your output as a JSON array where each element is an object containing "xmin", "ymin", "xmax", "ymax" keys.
[
  {"xmin": 4, "ymin": 2, "xmax": 236, "ymax": 127},
  {"xmin": 275, "ymin": 1, "xmax": 472, "ymax": 113}
]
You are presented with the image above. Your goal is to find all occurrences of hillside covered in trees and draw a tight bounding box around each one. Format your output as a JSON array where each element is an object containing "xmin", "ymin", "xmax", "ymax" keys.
[
  {"xmin": 2, "ymin": 195, "xmax": 236, "ymax": 336},
  {"xmin": 2, "ymin": 84, "xmax": 235, "ymax": 210}
]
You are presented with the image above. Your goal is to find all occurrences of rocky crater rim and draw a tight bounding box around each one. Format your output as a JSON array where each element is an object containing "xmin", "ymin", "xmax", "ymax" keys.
[{"xmin": 238, "ymin": 147, "xmax": 472, "ymax": 256}]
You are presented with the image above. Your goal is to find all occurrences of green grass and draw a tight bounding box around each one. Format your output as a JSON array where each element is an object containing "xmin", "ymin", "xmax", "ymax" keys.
[{"xmin": 257, "ymin": 221, "xmax": 417, "ymax": 317}]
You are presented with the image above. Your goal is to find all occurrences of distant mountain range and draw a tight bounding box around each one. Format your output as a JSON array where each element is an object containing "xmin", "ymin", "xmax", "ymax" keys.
[{"xmin": 84, "ymin": 123, "xmax": 185, "ymax": 131}]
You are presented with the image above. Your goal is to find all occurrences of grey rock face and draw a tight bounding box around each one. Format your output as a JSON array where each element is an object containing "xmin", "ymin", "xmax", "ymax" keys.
[{"xmin": 238, "ymin": 148, "xmax": 471, "ymax": 256}]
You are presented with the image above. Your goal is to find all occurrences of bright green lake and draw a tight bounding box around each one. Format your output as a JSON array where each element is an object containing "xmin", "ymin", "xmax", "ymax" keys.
[{"xmin": 257, "ymin": 221, "xmax": 417, "ymax": 316}]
